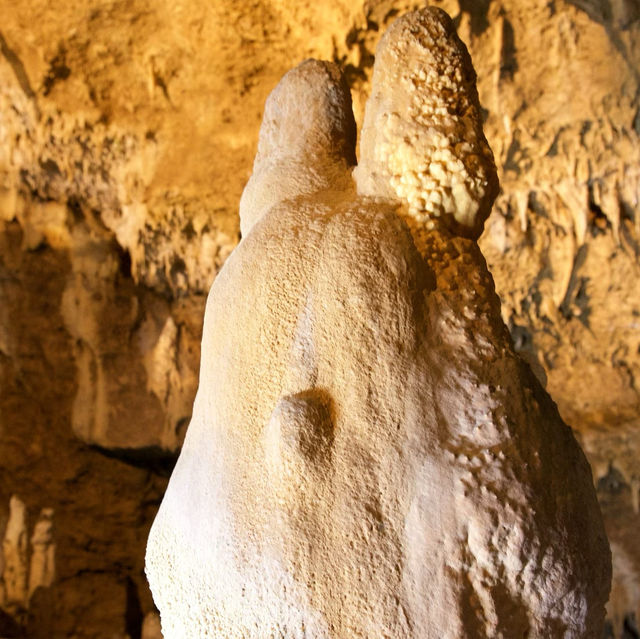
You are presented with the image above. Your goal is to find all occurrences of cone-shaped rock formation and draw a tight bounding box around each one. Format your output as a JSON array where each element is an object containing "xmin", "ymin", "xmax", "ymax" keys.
[{"xmin": 146, "ymin": 8, "xmax": 610, "ymax": 638}]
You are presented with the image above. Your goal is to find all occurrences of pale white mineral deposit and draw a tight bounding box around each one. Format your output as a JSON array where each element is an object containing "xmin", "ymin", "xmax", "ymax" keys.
[{"xmin": 146, "ymin": 8, "xmax": 611, "ymax": 638}]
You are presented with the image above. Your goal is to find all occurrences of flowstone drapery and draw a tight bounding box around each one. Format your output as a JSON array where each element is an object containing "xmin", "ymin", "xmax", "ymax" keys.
[{"xmin": 146, "ymin": 8, "xmax": 610, "ymax": 638}]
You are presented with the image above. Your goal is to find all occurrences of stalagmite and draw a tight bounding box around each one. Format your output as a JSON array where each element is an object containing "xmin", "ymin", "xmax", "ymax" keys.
[
  {"xmin": 28, "ymin": 508, "xmax": 55, "ymax": 598},
  {"xmin": 146, "ymin": 8, "xmax": 611, "ymax": 638},
  {"xmin": 2, "ymin": 496, "xmax": 28, "ymax": 610}
]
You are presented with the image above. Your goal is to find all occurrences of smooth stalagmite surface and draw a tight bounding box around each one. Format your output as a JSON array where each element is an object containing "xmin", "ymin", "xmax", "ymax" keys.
[{"xmin": 146, "ymin": 8, "xmax": 610, "ymax": 638}]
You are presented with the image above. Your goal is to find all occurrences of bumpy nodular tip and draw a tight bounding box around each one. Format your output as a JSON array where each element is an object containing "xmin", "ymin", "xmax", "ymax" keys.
[{"xmin": 354, "ymin": 7, "xmax": 499, "ymax": 239}]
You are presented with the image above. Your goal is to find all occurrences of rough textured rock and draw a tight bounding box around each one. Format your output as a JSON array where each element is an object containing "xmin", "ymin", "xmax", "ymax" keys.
[
  {"xmin": 146, "ymin": 10, "xmax": 611, "ymax": 638},
  {"xmin": 0, "ymin": 222, "xmax": 171, "ymax": 638},
  {"xmin": 0, "ymin": 0, "xmax": 638, "ymax": 636},
  {"xmin": 354, "ymin": 9, "xmax": 499, "ymax": 237}
]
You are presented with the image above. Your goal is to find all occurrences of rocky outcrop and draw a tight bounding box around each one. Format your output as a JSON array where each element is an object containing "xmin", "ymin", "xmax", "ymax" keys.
[
  {"xmin": 0, "ymin": 0, "xmax": 638, "ymax": 636},
  {"xmin": 147, "ymin": 10, "xmax": 610, "ymax": 637},
  {"xmin": 0, "ymin": 222, "xmax": 171, "ymax": 637}
]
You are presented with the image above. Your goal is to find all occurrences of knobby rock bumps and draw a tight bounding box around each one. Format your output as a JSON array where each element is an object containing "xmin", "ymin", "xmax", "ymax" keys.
[{"xmin": 146, "ymin": 8, "xmax": 611, "ymax": 638}]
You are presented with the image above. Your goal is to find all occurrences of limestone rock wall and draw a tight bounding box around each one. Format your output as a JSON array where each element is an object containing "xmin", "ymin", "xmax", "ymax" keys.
[{"xmin": 0, "ymin": 0, "xmax": 638, "ymax": 637}]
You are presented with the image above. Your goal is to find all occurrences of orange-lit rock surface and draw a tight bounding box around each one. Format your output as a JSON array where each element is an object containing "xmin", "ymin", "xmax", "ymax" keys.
[{"xmin": 0, "ymin": 0, "xmax": 638, "ymax": 636}]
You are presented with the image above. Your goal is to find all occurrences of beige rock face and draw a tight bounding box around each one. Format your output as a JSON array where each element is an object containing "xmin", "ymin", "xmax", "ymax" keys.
[
  {"xmin": 1, "ymin": 0, "xmax": 638, "ymax": 636},
  {"xmin": 146, "ymin": 9, "xmax": 611, "ymax": 638}
]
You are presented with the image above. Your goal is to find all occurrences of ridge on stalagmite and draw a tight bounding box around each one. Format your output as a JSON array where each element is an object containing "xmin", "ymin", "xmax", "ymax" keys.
[{"xmin": 146, "ymin": 7, "xmax": 611, "ymax": 638}]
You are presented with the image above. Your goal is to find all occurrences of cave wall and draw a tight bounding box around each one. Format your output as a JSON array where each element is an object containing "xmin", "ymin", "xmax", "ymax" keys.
[{"xmin": 0, "ymin": 0, "xmax": 638, "ymax": 637}]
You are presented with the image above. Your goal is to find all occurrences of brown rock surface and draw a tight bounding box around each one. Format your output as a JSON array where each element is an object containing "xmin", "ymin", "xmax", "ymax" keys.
[
  {"xmin": 0, "ymin": 223, "xmax": 169, "ymax": 637},
  {"xmin": 0, "ymin": 0, "xmax": 638, "ymax": 636}
]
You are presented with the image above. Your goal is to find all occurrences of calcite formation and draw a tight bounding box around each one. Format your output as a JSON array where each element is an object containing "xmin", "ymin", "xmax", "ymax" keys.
[
  {"xmin": 1, "ymin": 0, "xmax": 638, "ymax": 636},
  {"xmin": 146, "ymin": 8, "xmax": 611, "ymax": 638},
  {"xmin": 0, "ymin": 496, "xmax": 56, "ymax": 629},
  {"xmin": 354, "ymin": 10, "xmax": 498, "ymax": 237}
]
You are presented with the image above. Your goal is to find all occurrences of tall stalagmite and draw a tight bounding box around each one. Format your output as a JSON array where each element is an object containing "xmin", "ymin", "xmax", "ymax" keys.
[{"xmin": 146, "ymin": 9, "xmax": 611, "ymax": 638}]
